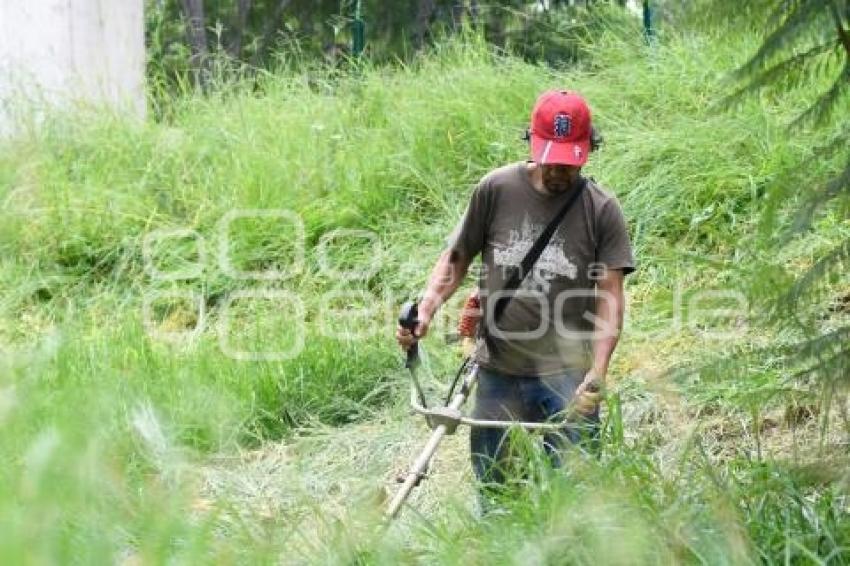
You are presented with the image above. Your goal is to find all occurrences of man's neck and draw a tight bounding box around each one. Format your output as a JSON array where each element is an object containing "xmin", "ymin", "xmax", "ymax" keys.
[{"xmin": 525, "ymin": 162, "xmax": 582, "ymax": 196}]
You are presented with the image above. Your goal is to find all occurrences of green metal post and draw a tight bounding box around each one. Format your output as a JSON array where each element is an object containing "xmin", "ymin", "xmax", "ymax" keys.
[
  {"xmin": 642, "ymin": 0, "xmax": 654, "ymax": 42},
  {"xmin": 352, "ymin": 0, "xmax": 365, "ymax": 57}
]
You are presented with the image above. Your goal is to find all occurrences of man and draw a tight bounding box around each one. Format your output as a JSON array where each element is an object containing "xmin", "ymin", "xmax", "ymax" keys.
[{"xmin": 396, "ymin": 90, "xmax": 635, "ymax": 488}]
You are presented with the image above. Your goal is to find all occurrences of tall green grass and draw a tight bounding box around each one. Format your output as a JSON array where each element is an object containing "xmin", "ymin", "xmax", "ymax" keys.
[{"xmin": 1, "ymin": 20, "xmax": 848, "ymax": 564}]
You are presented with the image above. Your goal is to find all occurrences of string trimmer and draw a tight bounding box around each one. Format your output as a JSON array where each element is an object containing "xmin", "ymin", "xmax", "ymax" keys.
[{"xmin": 385, "ymin": 300, "xmax": 593, "ymax": 521}]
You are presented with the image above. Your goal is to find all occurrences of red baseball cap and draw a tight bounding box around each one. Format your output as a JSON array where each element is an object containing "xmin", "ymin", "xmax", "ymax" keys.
[{"xmin": 529, "ymin": 90, "xmax": 592, "ymax": 166}]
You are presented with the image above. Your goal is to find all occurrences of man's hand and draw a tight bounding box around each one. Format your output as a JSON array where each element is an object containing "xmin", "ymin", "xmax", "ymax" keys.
[
  {"xmin": 576, "ymin": 266, "xmax": 625, "ymax": 411},
  {"xmin": 575, "ymin": 368, "xmax": 605, "ymax": 410},
  {"xmin": 395, "ymin": 314, "xmax": 431, "ymax": 352},
  {"xmin": 394, "ymin": 250, "xmax": 471, "ymax": 353}
]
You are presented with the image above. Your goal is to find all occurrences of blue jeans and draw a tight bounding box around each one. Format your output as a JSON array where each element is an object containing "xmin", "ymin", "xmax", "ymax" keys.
[{"xmin": 469, "ymin": 367, "xmax": 600, "ymax": 486}]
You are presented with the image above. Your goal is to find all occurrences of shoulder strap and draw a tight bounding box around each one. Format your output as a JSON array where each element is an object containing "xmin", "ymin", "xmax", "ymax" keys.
[{"xmin": 490, "ymin": 176, "xmax": 587, "ymax": 327}]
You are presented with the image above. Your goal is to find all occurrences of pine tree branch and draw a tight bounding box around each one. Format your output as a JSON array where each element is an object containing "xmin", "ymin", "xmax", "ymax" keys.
[
  {"xmin": 791, "ymin": 59, "xmax": 850, "ymax": 126},
  {"xmin": 789, "ymin": 342, "xmax": 850, "ymax": 384},
  {"xmin": 770, "ymin": 330, "xmax": 850, "ymax": 379},
  {"xmin": 667, "ymin": 325, "xmax": 850, "ymax": 395},
  {"xmin": 830, "ymin": 0, "xmax": 850, "ymax": 58},
  {"xmin": 735, "ymin": 0, "xmax": 834, "ymax": 79},
  {"xmin": 784, "ymin": 325, "xmax": 850, "ymax": 360},
  {"xmin": 815, "ymin": 123, "xmax": 850, "ymax": 161},
  {"xmin": 791, "ymin": 154, "xmax": 850, "ymax": 233},
  {"xmin": 724, "ymin": 38, "xmax": 838, "ymax": 104},
  {"xmin": 763, "ymin": 127, "xmax": 850, "ymax": 243},
  {"xmin": 787, "ymin": 236, "xmax": 850, "ymax": 307}
]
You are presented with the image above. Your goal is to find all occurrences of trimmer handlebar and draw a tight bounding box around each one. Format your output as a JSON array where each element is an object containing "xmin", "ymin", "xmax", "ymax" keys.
[{"xmin": 398, "ymin": 301, "xmax": 420, "ymax": 369}]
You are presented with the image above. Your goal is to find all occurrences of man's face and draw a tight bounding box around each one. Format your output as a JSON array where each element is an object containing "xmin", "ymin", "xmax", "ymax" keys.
[{"xmin": 541, "ymin": 164, "xmax": 581, "ymax": 194}]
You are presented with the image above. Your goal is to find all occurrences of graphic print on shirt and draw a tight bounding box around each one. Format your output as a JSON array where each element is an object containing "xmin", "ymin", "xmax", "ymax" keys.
[{"xmin": 493, "ymin": 214, "xmax": 578, "ymax": 294}]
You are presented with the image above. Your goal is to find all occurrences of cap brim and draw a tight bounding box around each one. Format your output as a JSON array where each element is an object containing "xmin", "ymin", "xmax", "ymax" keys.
[{"xmin": 531, "ymin": 135, "xmax": 590, "ymax": 166}]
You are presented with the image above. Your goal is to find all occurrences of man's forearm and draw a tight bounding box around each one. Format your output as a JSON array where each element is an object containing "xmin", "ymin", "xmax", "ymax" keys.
[
  {"xmin": 418, "ymin": 250, "xmax": 471, "ymax": 322},
  {"xmin": 591, "ymin": 331, "xmax": 620, "ymax": 377},
  {"xmin": 590, "ymin": 273, "xmax": 625, "ymax": 378}
]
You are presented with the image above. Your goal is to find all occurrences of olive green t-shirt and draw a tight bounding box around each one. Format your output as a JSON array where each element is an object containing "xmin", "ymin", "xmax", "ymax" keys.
[{"xmin": 448, "ymin": 162, "xmax": 635, "ymax": 377}]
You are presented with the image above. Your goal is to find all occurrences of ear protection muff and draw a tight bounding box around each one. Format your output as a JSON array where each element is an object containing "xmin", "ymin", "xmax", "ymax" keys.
[
  {"xmin": 522, "ymin": 125, "xmax": 604, "ymax": 152},
  {"xmin": 589, "ymin": 126, "xmax": 603, "ymax": 152}
]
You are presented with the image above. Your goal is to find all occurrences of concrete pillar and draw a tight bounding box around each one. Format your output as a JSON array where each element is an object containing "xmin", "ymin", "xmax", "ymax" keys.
[{"xmin": 0, "ymin": 0, "xmax": 145, "ymax": 134}]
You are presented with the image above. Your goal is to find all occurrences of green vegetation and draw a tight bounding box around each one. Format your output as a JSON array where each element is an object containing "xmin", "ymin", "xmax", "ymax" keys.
[
  {"xmin": 2, "ymin": 7, "xmax": 849, "ymax": 564},
  {"xmin": 145, "ymin": 0, "xmax": 634, "ymax": 91}
]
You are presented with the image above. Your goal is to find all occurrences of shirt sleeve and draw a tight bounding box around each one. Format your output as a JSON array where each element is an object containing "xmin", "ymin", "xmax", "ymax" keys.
[
  {"xmin": 597, "ymin": 197, "xmax": 636, "ymax": 275},
  {"xmin": 446, "ymin": 177, "xmax": 492, "ymax": 261}
]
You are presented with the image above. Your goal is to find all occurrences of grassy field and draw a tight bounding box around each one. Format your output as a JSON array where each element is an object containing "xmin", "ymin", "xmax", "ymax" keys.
[{"xmin": 1, "ymin": 13, "xmax": 849, "ymax": 565}]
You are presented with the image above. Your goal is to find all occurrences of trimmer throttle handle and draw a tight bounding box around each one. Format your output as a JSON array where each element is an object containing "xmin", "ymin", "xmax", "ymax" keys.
[{"xmin": 398, "ymin": 302, "xmax": 420, "ymax": 368}]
